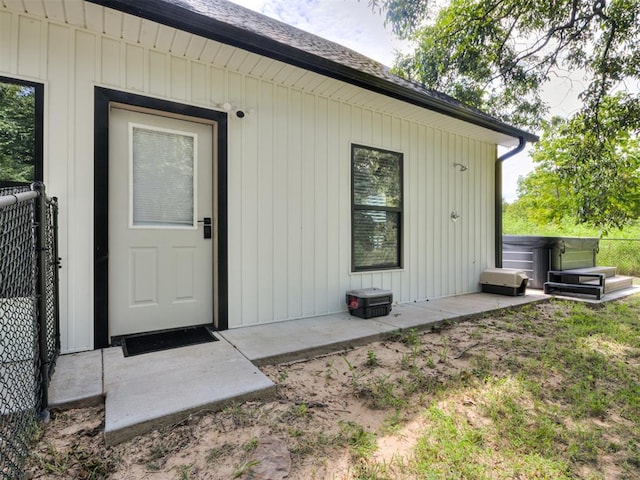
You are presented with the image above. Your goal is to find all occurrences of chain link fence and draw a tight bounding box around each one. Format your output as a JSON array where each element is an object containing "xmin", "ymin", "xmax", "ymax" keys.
[{"xmin": 1, "ymin": 183, "xmax": 60, "ymax": 480}]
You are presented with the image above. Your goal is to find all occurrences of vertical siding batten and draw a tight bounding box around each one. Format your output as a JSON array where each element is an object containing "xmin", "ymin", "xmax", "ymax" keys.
[
  {"xmin": 0, "ymin": 11, "xmax": 14, "ymax": 72},
  {"xmin": 456, "ymin": 134, "xmax": 464, "ymax": 294},
  {"xmin": 170, "ymin": 56, "xmax": 188, "ymax": 101},
  {"xmin": 416, "ymin": 123, "xmax": 426, "ymax": 299},
  {"xmin": 226, "ymin": 69, "xmax": 243, "ymax": 325},
  {"xmin": 314, "ymin": 96, "xmax": 329, "ymax": 314},
  {"xmin": 258, "ymin": 79, "xmax": 274, "ymax": 323},
  {"xmin": 391, "ymin": 117, "xmax": 404, "ymax": 299},
  {"xmin": 287, "ymin": 88, "xmax": 302, "ymax": 318},
  {"xmin": 148, "ymin": 50, "xmax": 166, "ymax": 96},
  {"xmin": 47, "ymin": 22, "xmax": 71, "ymax": 350},
  {"xmin": 241, "ymin": 74, "xmax": 259, "ymax": 325},
  {"xmin": 448, "ymin": 133, "xmax": 457, "ymax": 295},
  {"xmin": 301, "ymin": 92, "xmax": 316, "ymax": 316},
  {"xmin": 425, "ymin": 126, "xmax": 435, "ymax": 299},
  {"xmin": 272, "ymin": 84, "xmax": 289, "ymax": 320},
  {"xmin": 327, "ymin": 99, "xmax": 341, "ymax": 313},
  {"xmin": 462, "ymin": 136, "xmax": 470, "ymax": 292},
  {"xmin": 190, "ymin": 61, "xmax": 208, "ymax": 106},
  {"xmin": 71, "ymin": 29, "xmax": 96, "ymax": 351},
  {"xmin": 404, "ymin": 120, "xmax": 417, "ymax": 300},
  {"xmin": 125, "ymin": 43, "xmax": 144, "ymax": 92},
  {"xmin": 435, "ymin": 129, "xmax": 445, "ymax": 298},
  {"xmin": 338, "ymin": 102, "xmax": 352, "ymax": 299},
  {"xmin": 17, "ymin": 15, "xmax": 40, "ymax": 77}
]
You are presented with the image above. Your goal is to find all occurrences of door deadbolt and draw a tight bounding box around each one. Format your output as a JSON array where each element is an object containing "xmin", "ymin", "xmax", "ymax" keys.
[{"xmin": 198, "ymin": 217, "xmax": 212, "ymax": 239}]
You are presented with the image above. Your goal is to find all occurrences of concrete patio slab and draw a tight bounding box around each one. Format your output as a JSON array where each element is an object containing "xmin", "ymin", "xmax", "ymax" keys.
[
  {"xmin": 102, "ymin": 337, "xmax": 275, "ymax": 445},
  {"xmin": 373, "ymin": 292, "xmax": 549, "ymax": 331},
  {"xmin": 219, "ymin": 312, "xmax": 399, "ymax": 365},
  {"xmin": 421, "ymin": 292, "xmax": 548, "ymax": 316},
  {"xmin": 220, "ymin": 292, "xmax": 552, "ymax": 366},
  {"xmin": 48, "ymin": 349, "xmax": 103, "ymax": 409},
  {"xmin": 375, "ymin": 302, "xmax": 458, "ymax": 330}
]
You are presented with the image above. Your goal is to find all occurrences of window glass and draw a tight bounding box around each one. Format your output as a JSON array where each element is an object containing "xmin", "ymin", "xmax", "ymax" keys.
[
  {"xmin": 352, "ymin": 145, "xmax": 403, "ymax": 271},
  {"xmin": 353, "ymin": 210, "xmax": 400, "ymax": 269},
  {"xmin": 0, "ymin": 79, "xmax": 39, "ymax": 186},
  {"xmin": 131, "ymin": 125, "xmax": 196, "ymax": 227},
  {"xmin": 352, "ymin": 146, "xmax": 402, "ymax": 208}
]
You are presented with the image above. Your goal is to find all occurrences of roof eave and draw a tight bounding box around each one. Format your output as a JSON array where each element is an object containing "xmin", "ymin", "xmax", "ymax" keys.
[{"xmin": 88, "ymin": 0, "xmax": 539, "ymax": 144}]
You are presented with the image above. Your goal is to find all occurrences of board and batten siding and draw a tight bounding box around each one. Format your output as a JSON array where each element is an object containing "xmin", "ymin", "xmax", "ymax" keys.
[{"xmin": 0, "ymin": 5, "xmax": 495, "ymax": 353}]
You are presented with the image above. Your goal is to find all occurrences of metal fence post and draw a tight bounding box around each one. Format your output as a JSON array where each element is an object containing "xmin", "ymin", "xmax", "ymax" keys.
[
  {"xmin": 52, "ymin": 196, "xmax": 61, "ymax": 356},
  {"xmin": 32, "ymin": 182, "xmax": 50, "ymax": 418}
]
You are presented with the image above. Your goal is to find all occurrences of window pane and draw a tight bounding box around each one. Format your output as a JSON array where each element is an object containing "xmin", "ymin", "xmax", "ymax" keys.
[
  {"xmin": 353, "ymin": 146, "xmax": 401, "ymax": 208},
  {"xmin": 353, "ymin": 210, "xmax": 399, "ymax": 269},
  {"xmin": 0, "ymin": 81, "xmax": 36, "ymax": 184},
  {"xmin": 132, "ymin": 126, "xmax": 195, "ymax": 227}
]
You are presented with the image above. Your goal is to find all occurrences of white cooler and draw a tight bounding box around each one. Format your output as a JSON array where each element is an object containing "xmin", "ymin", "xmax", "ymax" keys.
[{"xmin": 480, "ymin": 268, "xmax": 528, "ymax": 296}]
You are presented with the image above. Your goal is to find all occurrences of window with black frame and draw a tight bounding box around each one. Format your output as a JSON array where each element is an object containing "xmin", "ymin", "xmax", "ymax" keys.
[
  {"xmin": 0, "ymin": 77, "xmax": 43, "ymax": 187},
  {"xmin": 351, "ymin": 144, "xmax": 403, "ymax": 271}
]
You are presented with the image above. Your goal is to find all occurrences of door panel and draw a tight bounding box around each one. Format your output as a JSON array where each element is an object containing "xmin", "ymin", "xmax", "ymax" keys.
[{"xmin": 108, "ymin": 107, "xmax": 214, "ymax": 338}]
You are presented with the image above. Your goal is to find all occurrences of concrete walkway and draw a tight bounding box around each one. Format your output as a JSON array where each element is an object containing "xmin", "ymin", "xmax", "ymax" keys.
[
  {"xmin": 220, "ymin": 292, "xmax": 547, "ymax": 366},
  {"xmin": 52, "ymin": 288, "xmax": 632, "ymax": 444}
]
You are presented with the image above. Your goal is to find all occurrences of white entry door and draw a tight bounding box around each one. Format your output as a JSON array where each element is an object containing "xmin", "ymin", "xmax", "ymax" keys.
[{"xmin": 108, "ymin": 107, "xmax": 214, "ymax": 338}]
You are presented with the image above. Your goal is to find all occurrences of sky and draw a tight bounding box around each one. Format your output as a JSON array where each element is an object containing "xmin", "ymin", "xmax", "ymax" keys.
[{"xmin": 228, "ymin": 0, "xmax": 583, "ymax": 202}]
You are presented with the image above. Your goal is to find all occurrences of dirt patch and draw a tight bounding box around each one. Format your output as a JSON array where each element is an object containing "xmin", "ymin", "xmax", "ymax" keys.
[{"xmin": 26, "ymin": 301, "xmax": 640, "ymax": 479}]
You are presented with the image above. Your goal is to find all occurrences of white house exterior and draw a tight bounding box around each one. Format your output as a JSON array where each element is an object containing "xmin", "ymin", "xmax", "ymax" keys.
[{"xmin": 0, "ymin": 0, "xmax": 536, "ymax": 353}]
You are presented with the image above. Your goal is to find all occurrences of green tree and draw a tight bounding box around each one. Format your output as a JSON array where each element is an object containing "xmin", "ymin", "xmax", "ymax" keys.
[
  {"xmin": 368, "ymin": 0, "xmax": 640, "ymax": 230},
  {"xmin": 507, "ymin": 118, "xmax": 585, "ymax": 227},
  {"xmin": 508, "ymin": 104, "xmax": 640, "ymax": 232},
  {"xmin": 529, "ymin": 105, "xmax": 640, "ymax": 231},
  {"xmin": 0, "ymin": 81, "xmax": 36, "ymax": 184}
]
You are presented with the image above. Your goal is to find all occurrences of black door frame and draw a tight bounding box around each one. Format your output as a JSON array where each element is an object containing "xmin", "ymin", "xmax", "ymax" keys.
[{"xmin": 94, "ymin": 87, "xmax": 229, "ymax": 349}]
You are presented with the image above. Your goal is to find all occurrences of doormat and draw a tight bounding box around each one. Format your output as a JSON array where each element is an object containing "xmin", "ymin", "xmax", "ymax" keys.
[{"xmin": 121, "ymin": 326, "xmax": 218, "ymax": 357}]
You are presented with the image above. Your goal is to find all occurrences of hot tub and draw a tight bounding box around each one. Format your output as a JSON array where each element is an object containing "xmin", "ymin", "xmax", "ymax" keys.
[{"xmin": 502, "ymin": 235, "xmax": 599, "ymax": 289}]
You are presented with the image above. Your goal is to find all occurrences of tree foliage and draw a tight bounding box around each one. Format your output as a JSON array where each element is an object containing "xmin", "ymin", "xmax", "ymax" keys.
[
  {"xmin": 369, "ymin": 0, "xmax": 640, "ymax": 230},
  {"xmin": 0, "ymin": 81, "xmax": 36, "ymax": 184},
  {"xmin": 508, "ymin": 112, "xmax": 640, "ymax": 232}
]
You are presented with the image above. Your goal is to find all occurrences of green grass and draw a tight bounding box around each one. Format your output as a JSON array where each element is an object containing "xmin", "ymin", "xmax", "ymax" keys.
[
  {"xmin": 503, "ymin": 214, "xmax": 640, "ymax": 276},
  {"xmin": 338, "ymin": 421, "xmax": 378, "ymax": 459},
  {"xmin": 357, "ymin": 297, "xmax": 640, "ymax": 478},
  {"xmin": 597, "ymin": 239, "xmax": 640, "ymax": 276},
  {"xmin": 34, "ymin": 441, "xmax": 120, "ymax": 479}
]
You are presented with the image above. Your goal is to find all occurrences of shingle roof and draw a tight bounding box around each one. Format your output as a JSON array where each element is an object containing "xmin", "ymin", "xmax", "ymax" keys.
[{"xmin": 90, "ymin": 0, "xmax": 538, "ymax": 143}]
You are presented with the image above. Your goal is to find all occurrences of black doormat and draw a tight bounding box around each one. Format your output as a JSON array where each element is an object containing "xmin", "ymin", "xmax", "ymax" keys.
[{"xmin": 121, "ymin": 326, "xmax": 218, "ymax": 357}]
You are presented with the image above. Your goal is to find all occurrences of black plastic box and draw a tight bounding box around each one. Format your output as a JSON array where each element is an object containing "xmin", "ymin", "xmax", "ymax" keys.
[{"xmin": 345, "ymin": 288, "xmax": 393, "ymax": 319}]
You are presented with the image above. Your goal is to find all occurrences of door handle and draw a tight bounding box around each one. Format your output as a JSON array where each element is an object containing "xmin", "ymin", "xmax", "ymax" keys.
[{"xmin": 198, "ymin": 217, "xmax": 212, "ymax": 239}]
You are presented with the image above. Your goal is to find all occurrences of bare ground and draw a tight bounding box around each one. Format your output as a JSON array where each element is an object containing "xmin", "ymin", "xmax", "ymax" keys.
[{"xmin": 26, "ymin": 301, "xmax": 639, "ymax": 479}]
